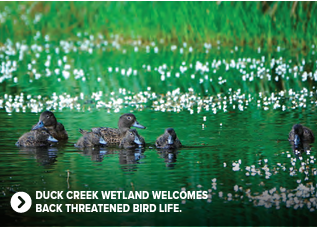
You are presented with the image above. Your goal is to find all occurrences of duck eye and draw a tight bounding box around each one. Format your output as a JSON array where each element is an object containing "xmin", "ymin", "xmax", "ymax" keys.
[
  {"xmin": 130, "ymin": 133, "xmax": 133, "ymax": 136},
  {"xmin": 127, "ymin": 116, "xmax": 131, "ymax": 120},
  {"xmin": 46, "ymin": 115, "xmax": 50, "ymax": 118}
]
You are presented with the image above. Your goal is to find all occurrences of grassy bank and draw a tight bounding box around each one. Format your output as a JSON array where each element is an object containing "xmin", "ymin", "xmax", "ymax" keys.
[{"xmin": 0, "ymin": 1, "xmax": 316, "ymax": 49}]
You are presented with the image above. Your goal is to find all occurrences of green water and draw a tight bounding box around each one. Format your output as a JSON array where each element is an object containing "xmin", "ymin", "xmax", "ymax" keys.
[{"xmin": 1, "ymin": 29, "xmax": 317, "ymax": 226}]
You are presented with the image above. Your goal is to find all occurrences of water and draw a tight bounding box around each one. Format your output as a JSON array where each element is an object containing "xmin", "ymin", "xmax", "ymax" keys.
[{"xmin": 1, "ymin": 36, "xmax": 317, "ymax": 226}]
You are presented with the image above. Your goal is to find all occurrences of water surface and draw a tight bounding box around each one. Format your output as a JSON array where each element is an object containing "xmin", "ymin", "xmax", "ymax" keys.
[{"xmin": 1, "ymin": 38, "xmax": 317, "ymax": 226}]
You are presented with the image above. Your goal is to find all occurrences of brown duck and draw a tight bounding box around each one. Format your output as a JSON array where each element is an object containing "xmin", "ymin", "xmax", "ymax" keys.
[
  {"xmin": 32, "ymin": 111, "xmax": 68, "ymax": 140},
  {"xmin": 119, "ymin": 129, "xmax": 143, "ymax": 149},
  {"xmin": 16, "ymin": 128, "xmax": 58, "ymax": 147},
  {"xmin": 155, "ymin": 128, "xmax": 182, "ymax": 149},
  {"xmin": 91, "ymin": 113, "xmax": 146, "ymax": 146},
  {"xmin": 75, "ymin": 129, "xmax": 107, "ymax": 148},
  {"xmin": 289, "ymin": 124, "xmax": 314, "ymax": 146}
]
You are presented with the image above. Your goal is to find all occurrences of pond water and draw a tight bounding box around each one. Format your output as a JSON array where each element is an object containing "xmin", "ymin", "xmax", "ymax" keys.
[{"xmin": 1, "ymin": 37, "xmax": 317, "ymax": 226}]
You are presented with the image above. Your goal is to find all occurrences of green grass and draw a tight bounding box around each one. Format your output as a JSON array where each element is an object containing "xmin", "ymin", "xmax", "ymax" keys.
[{"xmin": 0, "ymin": 2, "xmax": 316, "ymax": 49}]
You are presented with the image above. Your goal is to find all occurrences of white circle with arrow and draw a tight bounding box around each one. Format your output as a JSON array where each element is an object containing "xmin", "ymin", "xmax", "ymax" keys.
[{"xmin": 11, "ymin": 192, "xmax": 32, "ymax": 213}]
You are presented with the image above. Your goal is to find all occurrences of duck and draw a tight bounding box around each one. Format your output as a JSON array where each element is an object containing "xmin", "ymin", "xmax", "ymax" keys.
[
  {"xmin": 119, "ymin": 129, "xmax": 144, "ymax": 149},
  {"xmin": 75, "ymin": 129, "xmax": 107, "ymax": 148},
  {"xmin": 155, "ymin": 128, "xmax": 182, "ymax": 149},
  {"xmin": 32, "ymin": 111, "xmax": 68, "ymax": 140},
  {"xmin": 16, "ymin": 128, "xmax": 58, "ymax": 147},
  {"xmin": 91, "ymin": 113, "xmax": 146, "ymax": 146},
  {"xmin": 289, "ymin": 124, "xmax": 315, "ymax": 146}
]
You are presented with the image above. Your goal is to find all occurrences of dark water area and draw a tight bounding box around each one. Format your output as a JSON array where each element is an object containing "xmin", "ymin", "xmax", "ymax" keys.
[{"xmin": 1, "ymin": 34, "xmax": 317, "ymax": 226}]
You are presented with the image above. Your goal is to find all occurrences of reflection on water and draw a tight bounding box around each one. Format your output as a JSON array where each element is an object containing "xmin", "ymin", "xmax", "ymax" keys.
[
  {"xmin": 290, "ymin": 141, "xmax": 313, "ymax": 157},
  {"xmin": 118, "ymin": 148, "xmax": 145, "ymax": 173},
  {"xmin": 157, "ymin": 149, "xmax": 179, "ymax": 168},
  {"xmin": 17, "ymin": 146, "xmax": 59, "ymax": 166},
  {"xmin": 77, "ymin": 147, "xmax": 109, "ymax": 162},
  {"xmin": 77, "ymin": 146, "xmax": 146, "ymax": 167}
]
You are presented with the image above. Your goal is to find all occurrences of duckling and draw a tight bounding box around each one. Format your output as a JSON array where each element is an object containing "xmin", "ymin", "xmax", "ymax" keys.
[
  {"xmin": 119, "ymin": 129, "xmax": 144, "ymax": 149},
  {"xmin": 32, "ymin": 111, "xmax": 68, "ymax": 140},
  {"xmin": 16, "ymin": 128, "xmax": 58, "ymax": 147},
  {"xmin": 155, "ymin": 128, "xmax": 182, "ymax": 149},
  {"xmin": 289, "ymin": 124, "xmax": 314, "ymax": 146},
  {"xmin": 91, "ymin": 113, "xmax": 146, "ymax": 146},
  {"xmin": 75, "ymin": 129, "xmax": 107, "ymax": 148}
]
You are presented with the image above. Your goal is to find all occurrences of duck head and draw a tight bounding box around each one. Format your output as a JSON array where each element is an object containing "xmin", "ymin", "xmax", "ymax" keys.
[
  {"xmin": 91, "ymin": 133, "xmax": 107, "ymax": 145},
  {"xmin": 33, "ymin": 111, "xmax": 57, "ymax": 130},
  {"xmin": 118, "ymin": 113, "xmax": 146, "ymax": 133},
  {"xmin": 122, "ymin": 129, "xmax": 143, "ymax": 147},
  {"xmin": 293, "ymin": 124, "xmax": 304, "ymax": 146},
  {"xmin": 165, "ymin": 128, "xmax": 177, "ymax": 145},
  {"xmin": 129, "ymin": 129, "xmax": 142, "ymax": 145},
  {"xmin": 79, "ymin": 129, "xmax": 107, "ymax": 146}
]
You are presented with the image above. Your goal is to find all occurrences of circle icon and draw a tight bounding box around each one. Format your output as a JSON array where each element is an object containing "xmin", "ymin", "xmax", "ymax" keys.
[{"xmin": 11, "ymin": 192, "xmax": 32, "ymax": 213}]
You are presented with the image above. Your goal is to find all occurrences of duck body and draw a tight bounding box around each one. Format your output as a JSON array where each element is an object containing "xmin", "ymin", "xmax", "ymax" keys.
[
  {"xmin": 289, "ymin": 124, "xmax": 315, "ymax": 146},
  {"xmin": 91, "ymin": 127, "xmax": 122, "ymax": 145},
  {"xmin": 156, "ymin": 128, "xmax": 182, "ymax": 149},
  {"xmin": 75, "ymin": 129, "xmax": 107, "ymax": 148},
  {"xmin": 91, "ymin": 113, "xmax": 146, "ymax": 146},
  {"xmin": 32, "ymin": 111, "xmax": 68, "ymax": 140},
  {"xmin": 119, "ymin": 129, "xmax": 144, "ymax": 149},
  {"xmin": 16, "ymin": 128, "xmax": 58, "ymax": 147}
]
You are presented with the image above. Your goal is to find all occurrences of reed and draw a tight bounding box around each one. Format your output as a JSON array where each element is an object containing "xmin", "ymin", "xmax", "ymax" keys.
[{"xmin": 0, "ymin": 1, "xmax": 316, "ymax": 49}]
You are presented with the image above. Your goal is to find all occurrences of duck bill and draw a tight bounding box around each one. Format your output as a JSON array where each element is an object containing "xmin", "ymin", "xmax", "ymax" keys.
[
  {"xmin": 99, "ymin": 137, "xmax": 107, "ymax": 145},
  {"xmin": 167, "ymin": 135, "xmax": 174, "ymax": 145},
  {"xmin": 48, "ymin": 136, "xmax": 58, "ymax": 142},
  {"xmin": 132, "ymin": 121, "xmax": 146, "ymax": 129},
  {"xmin": 294, "ymin": 134, "xmax": 300, "ymax": 146},
  {"xmin": 134, "ymin": 136, "xmax": 142, "ymax": 145},
  {"xmin": 33, "ymin": 121, "xmax": 44, "ymax": 130}
]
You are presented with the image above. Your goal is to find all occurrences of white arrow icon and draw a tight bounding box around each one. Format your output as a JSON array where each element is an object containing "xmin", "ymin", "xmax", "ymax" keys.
[{"xmin": 11, "ymin": 192, "xmax": 32, "ymax": 213}]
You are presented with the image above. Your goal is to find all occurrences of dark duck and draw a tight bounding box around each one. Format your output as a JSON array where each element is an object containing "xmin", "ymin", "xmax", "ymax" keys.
[
  {"xmin": 16, "ymin": 128, "xmax": 58, "ymax": 147},
  {"xmin": 32, "ymin": 111, "xmax": 68, "ymax": 140},
  {"xmin": 289, "ymin": 124, "xmax": 314, "ymax": 147},
  {"xmin": 75, "ymin": 129, "xmax": 107, "ymax": 148},
  {"xmin": 119, "ymin": 129, "xmax": 143, "ymax": 149},
  {"xmin": 155, "ymin": 128, "xmax": 182, "ymax": 149}
]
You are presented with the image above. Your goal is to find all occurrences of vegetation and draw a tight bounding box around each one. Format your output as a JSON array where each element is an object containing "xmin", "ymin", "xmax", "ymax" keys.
[{"xmin": 0, "ymin": 1, "xmax": 316, "ymax": 49}]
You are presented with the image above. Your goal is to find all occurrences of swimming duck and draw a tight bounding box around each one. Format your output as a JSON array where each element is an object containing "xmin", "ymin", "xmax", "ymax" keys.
[
  {"xmin": 155, "ymin": 128, "xmax": 182, "ymax": 149},
  {"xmin": 119, "ymin": 129, "xmax": 144, "ymax": 149},
  {"xmin": 16, "ymin": 128, "xmax": 58, "ymax": 147},
  {"xmin": 32, "ymin": 111, "xmax": 68, "ymax": 140},
  {"xmin": 289, "ymin": 124, "xmax": 315, "ymax": 146},
  {"xmin": 75, "ymin": 129, "xmax": 107, "ymax": 148},
  {"xmin": 91, "ymin": 113, "xmax": 146, "ymax": 146}
]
